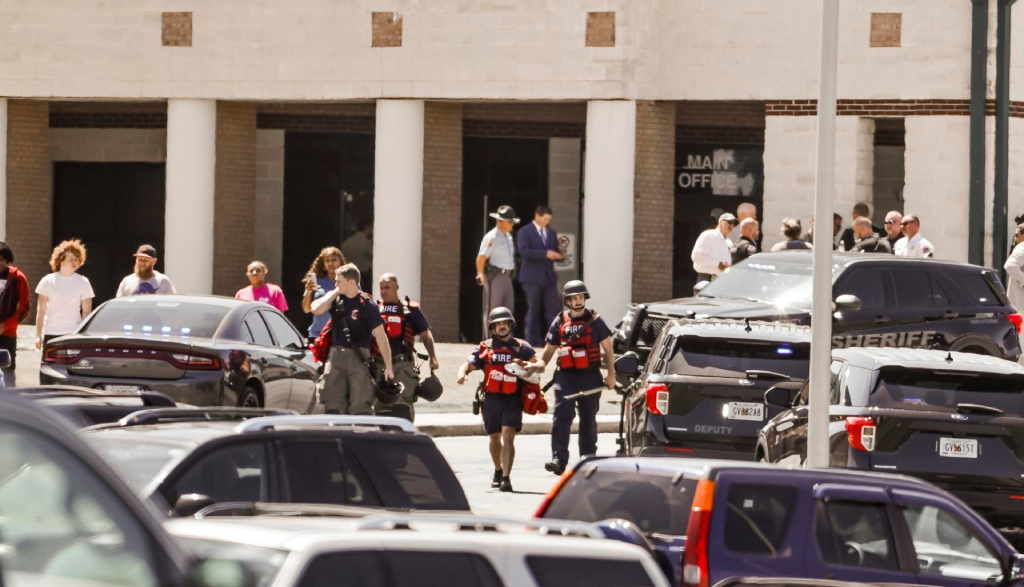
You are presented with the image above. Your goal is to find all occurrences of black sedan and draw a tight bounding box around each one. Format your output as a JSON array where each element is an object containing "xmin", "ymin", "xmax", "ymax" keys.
[{"xmin": 40, "ymin": 295, "xmax": 320, "ymax": 412}]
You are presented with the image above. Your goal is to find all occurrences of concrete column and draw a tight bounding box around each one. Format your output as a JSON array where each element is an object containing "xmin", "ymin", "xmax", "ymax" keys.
[
  {"xmin": 548, "ymin": 137, "xmax": 581, "ymax": 292},
  {"xmin": 373, "ymin": 99, "xmax": 424, "ymax": 300},
  {"xmin": 582, "ymin": 100, "xmax": 636, "ymax": 321},
  {"xmin": 0, "ymin": 98, "xmax": 7, "ymax": 242},
  {"xmin": 165, "ymin": 99, "xmax": 216, "ymax": 294}
]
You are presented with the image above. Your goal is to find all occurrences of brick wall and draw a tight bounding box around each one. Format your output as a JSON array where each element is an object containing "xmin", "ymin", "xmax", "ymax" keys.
[
  {"xmin": 421, "ymin": 102, "xmax": 463, "ymax": 343},
  {"xmin": 631, "ymin": 100, "xmax": 675, "ymax": 303},
  {"xmin": 5, "ymin": 100, "xmax": 51, "ymax": 324},
  {"xmin": 213, "ymin": 102, "xmax": 257, "ymax": 296},
  {"xmin": 676, "ymin": 101, "xmax": 766, "ymax": 128}
]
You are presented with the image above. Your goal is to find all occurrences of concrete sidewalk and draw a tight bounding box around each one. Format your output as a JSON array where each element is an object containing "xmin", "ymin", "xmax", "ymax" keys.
[{"xmin": 414, "ymin": 412, "xmax": 619, "ymax": 438}]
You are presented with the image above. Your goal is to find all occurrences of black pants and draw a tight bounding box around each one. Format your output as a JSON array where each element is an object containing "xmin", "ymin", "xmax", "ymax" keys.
[{"xmin": 0, "ymin": 335, "xmax": 17, "ymax": 387}]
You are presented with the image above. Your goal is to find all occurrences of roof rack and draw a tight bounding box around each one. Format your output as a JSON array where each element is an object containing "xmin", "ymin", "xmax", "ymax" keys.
[
  {"xmin": 352, "ymin": 513, "xmax": 604, "ymax": 538},
  {"xmin": 234, "ymin": 415, "xmax": 417, "ymax": 434},
  {"xmin": 116, "ymin": 407, "xmax": 298, "ymax": 427},
  {"xmin": 195, "ymin": 501, "xmax": 405, "ymax": 520},
  {"xmin": 20, "ymin": 390, "xmax": 177, "ymax": 407}
]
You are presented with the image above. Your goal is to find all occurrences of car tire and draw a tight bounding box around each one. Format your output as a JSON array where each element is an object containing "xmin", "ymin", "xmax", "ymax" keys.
[{"xmin": 238, "ymin": 385, "xmax": 262, "ymax": 409}]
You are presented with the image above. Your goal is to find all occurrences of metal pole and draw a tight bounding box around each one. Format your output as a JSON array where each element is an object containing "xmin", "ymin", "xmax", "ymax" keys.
[
  {"xmin": 807, "ymin": 0, "xmax": 840, "ymax": 469},
  {"xmin": 968, "ymin": 0, "xmax": 989, "ymax": 267},
  {"xmin": 994, "ymin": 0, "xmax": 1016, "ymax": 272}
]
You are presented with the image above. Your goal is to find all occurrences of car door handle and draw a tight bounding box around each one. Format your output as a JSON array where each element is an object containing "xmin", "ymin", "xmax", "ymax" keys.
[
  {"xmin": 944, "ymin": 311, "xmax": 960, "ymax": 319},
  {"xmin": 873, "ymin": 317, "xmax": 890, "ymax": 324}
]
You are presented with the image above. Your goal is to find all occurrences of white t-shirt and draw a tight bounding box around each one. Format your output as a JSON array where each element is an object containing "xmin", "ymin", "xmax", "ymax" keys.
[
  {"xmin": 35, "ymin": 272, "xmax": 95, "ymax": 335},
  {"xmin": 116, "ymin": 271, "xmax": 177, "ymax": 297},
  {"xmin": 691, "ymin": 229, "xmax": 733, "ymax": 276}
]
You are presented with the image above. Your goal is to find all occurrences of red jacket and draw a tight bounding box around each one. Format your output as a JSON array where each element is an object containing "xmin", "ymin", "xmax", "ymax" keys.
[{"xmin": 0, "ymin": 267, "xmax": 30, "ymax": 338}]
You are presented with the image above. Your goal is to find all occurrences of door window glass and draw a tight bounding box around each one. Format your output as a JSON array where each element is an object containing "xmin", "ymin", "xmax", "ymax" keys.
[
  {"xmin": 929, "ymin": 275, "xmax": 952, "ymax": 306},
  {"xmin": 388, "ymin": 551, "xmax": 504, "ymax": 587},
  {"xmin": 244, "ymin": 313, "xmax": 274, "ymax": 347},
  {"xmin": 279, "ymin": 440, "xmax": 379, "ymax": 507},
  {"xmin": 299, "ymin": 552, "xmax": 384, "ymax": 587},
  {"xmin": 344, "ymin": 437, "xmax": 470, "ymax": 510},
  {"xmin": 899, "ymin": 504, "xmax": 1002, "ymax": 582},
  {"xmin": 527, "ymin": 555, "xmax": 653, "ymax": 587},
  {"xmin": 261, "ymin": 311, "xmax": 304, "ymax": 349},
  {"xmin": 893, "ymin": 270, "xmax": 937, "ymax": 308},
  {"xmin": 816, "ymin": 501, "xmax": 898, "ymax": 570},
  {"xmin": 835, "ymin": 269, "xmax": 886, "ymax": 310},
  {"xmin": 723, "ymin": 484, "xmax": 799, "ymax": 555},
  {"xmin": 798, "ymin": 360, "xmax": 842, "ymax": 406},
  {"xmin": 164, "ymin": 442, "xmax": 267, "ymax": 507},
  {"xmin": 0, "ymin": 422, "xmax": 160, "ymax": 587}
]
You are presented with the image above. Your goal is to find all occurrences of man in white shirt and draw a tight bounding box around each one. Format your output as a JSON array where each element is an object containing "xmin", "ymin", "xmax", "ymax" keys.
[
  {"xmin": 893, "ymin": 215, "xmax": 935, "ymax": 258},
  {"xmin": 1004, "ymin": 223, "xmax": 1024, "ymax": 312},
  {"xmin": 692, "ymin": 213, "xmax": 737, "ymax": 281}
]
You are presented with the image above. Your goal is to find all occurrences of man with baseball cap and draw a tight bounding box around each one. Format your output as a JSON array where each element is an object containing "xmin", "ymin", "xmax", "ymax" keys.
[
  {"xmin": 691, "ymin": 212, "xmax": 737, "ymax": 282},
  {"xmin": 116, "ymin": 244, "xmax": 177, "ymax": 297},
  {"xmin": 475, "ymin": 205, "xmax": 519, "ymax": 339}
]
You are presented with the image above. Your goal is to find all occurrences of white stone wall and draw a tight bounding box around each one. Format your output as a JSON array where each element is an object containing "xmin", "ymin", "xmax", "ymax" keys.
[
  {"xmin": 833, "ymin": 117, "xmax": 875, "ymax": 229},
  {"xmin": 904, "ymin": 116, "xmax": 971, "ymax": 263},
  {"xmin": 255, "ymin": 129, "xmax": 284, "ymax": 285},
  {"xmin": 49, "ymin": 128, "xmax": 166, "ymax": 162}
]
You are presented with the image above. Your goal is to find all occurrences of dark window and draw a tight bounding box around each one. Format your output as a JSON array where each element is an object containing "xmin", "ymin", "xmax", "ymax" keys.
[
  {"xmin": 388, "ymin": 552, "xmax": 504, "ymax": 587},
  {"xmin": 165, "ymin": 442, "xmax": 267, "ymax": 506},
  {"xmin": 666, "ymin": 336, "xmax": 809, "ymax": 379},
  {"xmin": 527, "ymin": 556, "xmax": 653, "ymax": 587},
  {"xmin": 262, "ymin": 311, "xmax": 304, "ymax": 349},
  {"xmin": 244, "ymin": 313, "xmax": 274, "ymax": 347},
  {"xmin": 797, "ymin": 360, "xmax": 842, "ymax": 406},
  {"xmin": 871, "ymin": 366, "xmax": 1024, "ymax": 415},
  {"xmin": 279, "ymin": 440, "xmax": 379, "ymax": 507},
  {"xmin": 343, "ymin": 437, "xmax": 470, "ymax": 510},
  {"xmin": 83, "ymin": 299, "xmax": 229, "ymax": 338},
  {"xmin": 959, "ymin": 272, "xmax": 1006, "ymax": 307},
  {"xmin": 542, "ymin": 468, "xmax": 696, "ymax": 535},
  {"xmin": 835, "ymin": 269, "xmax": 886, "ymax": 310},
  {"xmin": 299, "ymin": 552, "xmax": 384, "ymax": 587},
  {"xmin": 816, "ymin": 501, "xmax": 898, "ymax": 570},
  {"xmin": 892, "ymin": 270, "xmax": 937, "ymax": 308},
  {"xmin": 723, "ymin": 484, "xmax": 798, "ymax": 555},
  {"xmin": 929, "ymin": 275, "xmax": 952, "ymax": 306}
]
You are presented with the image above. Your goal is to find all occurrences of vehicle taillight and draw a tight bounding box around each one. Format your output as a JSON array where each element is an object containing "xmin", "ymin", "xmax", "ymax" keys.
[
  {"xmin": 1009, "ymin": 313, "xmax": 1023, "ymax": 335},
  {"xmin": 645, "ymin": 383, "xmax": 669, "ymax": 415},
  {"xmin": 171, "ymin": 353, "xmax": 221, "ymax": 370},
  {"xmin": 534, "ymin": 467, "xmax": 576, "ymax": 517},
  {"xmin": 43, "ymin": 347, "xmax": 81, "ymax": 364},
  {"xmin": 846, "ymin": 417, "xmax": 876, "ymax": 452},
  {"xmin": 683, "ymin": 479, "xmax": 716, "ymax": 587}
]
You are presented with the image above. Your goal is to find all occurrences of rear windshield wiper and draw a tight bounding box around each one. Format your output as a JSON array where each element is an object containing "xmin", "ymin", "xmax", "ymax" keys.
[
  {"xmin": 956, "ymin": 403, "xmax": 1004, "ymax": 415},
  {"xmin": 745, "ymin": 370, "xmax": 791, "ymax": 381}
]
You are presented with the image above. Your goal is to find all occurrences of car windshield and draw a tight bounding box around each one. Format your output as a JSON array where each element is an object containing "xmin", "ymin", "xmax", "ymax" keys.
[
  {"xmin": 698, "ymin": 257, "xmax": 842, "ymax": 310},
  {"xmin": 178, "ymin": 537, "xmax": 287, "ymax": 587},
  {"xmin": 84, "ymin": 435, "xmax": 191, "ymax": 494},
  {"xmin": 542, "ymin": 468, "xmax": 697, "ymax": 536},
  {"xmin": 82, "ymin": 298, "xmax": 230, "ymax": 339},
  {"xmin": 871, "ymin": 367, "xmax": 1024, "ymax": 415}
]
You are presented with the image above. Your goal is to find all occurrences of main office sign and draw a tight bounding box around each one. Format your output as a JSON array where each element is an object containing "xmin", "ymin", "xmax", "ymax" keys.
[{"xmin": 675, "ymin": 145, "xmax": 763, "ymax": 198}]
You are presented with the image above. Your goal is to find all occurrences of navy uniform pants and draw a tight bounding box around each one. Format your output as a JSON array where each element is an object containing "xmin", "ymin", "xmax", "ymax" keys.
[{"xmin": 551, "ymin": 369, "xmax": 603, "ymax": 464}]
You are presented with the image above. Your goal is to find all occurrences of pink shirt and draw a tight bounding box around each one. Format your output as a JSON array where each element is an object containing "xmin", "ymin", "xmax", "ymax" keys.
[{"xmin": 236, "ymin": 284, "xmax": 288, "ymax": 312}]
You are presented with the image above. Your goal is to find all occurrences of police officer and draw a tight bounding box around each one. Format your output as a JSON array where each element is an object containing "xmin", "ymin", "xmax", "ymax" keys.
[
  {"xmin": 535, "ymin": 280, "xmax": 616, "ymax": 475},
  {"xmin": 374, "ymin": 272, "xmax": 439, "ymax": 422},
  {"xmin": 475, "ymin": 205, "xmax": 519, "ymax": 339},
  {"xmin": 731, "ymin": 217, "xmax": 759, "ymax": 265},
  {"xmin": 848, "ymin": 217, "xmax": 892, "ymax": 254},
  {"xmin": 456, "ymin": 306, "xmax": 540, "ymax": 493},
  {"xmin": 310, "ymin": 263, "xmax": 394, "ymax": 415}
]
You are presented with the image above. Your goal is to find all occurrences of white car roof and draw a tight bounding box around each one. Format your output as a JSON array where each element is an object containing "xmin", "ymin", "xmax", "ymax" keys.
[{"xmin": 833, "ymin": 348, "xmax": 1024, "ymax": 373}]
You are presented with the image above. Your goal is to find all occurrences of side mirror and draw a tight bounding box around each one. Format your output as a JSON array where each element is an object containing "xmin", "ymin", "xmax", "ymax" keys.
[
  {"xmin": 191, "ymin": 558, "xmax": 257, "ymax": 587},
  {"xmin": 693, "ymin": 281, "xmax": 710, "ymax": 296},
  {"xmin": 0, "ymin": 349, "xmax": 11, "ymax": 369},
  {"xmin": 764, "ymin": 386, "xmax": 792, "ymax": 409},
  {"xmin": 174, "ymin": 493, "xmax": 214, "ymax": 518},
  {"xmin": 615, "ymin": 352, "xmax": 640, "ymax": 378},
  {"xmin": 834, "ymin": 294, "xmax": 862, "ymax": 312}
]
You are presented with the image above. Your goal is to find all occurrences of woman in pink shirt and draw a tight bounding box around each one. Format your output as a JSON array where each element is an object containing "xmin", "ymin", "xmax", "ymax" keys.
[{"xmin": 235, "ymin": 261, "xmax": 288, "ymax": 312}]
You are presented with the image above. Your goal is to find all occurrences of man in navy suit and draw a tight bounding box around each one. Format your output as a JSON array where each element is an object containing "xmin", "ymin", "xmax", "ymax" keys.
[{"xmin": 517, "ymin": 205, "xmax": 564, "ymax": 346}]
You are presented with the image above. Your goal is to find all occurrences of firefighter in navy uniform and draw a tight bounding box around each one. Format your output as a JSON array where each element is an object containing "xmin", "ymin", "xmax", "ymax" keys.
[
  {"xmin": 536, "ymin": 280, "xmax": 616, "ymax": 475},
  {"xmin": 456, "ymin": 307, "xmax": 540, "ymax": 493},
  {"xmin": 373, "ymin": 273, "xmax": 440, "ymax": 422}
]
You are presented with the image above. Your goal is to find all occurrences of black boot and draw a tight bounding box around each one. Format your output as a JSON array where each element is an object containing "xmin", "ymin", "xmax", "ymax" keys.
[
  {"xmin": 499, "ymin": 476, "xmax": 513, "ymax": 492},
  {"xmin": 544, "ymin": 459, "xmax": 566, "ymax": 475},
  {"xmin": 490, "ymin": 469, "xmax": 503, "ymax": 488}
]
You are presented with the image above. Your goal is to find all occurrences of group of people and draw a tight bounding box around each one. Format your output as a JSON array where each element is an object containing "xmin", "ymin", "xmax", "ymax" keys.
[{"xmin": 691, "ymin": 201, "xmax": 937, "ymax": 280}]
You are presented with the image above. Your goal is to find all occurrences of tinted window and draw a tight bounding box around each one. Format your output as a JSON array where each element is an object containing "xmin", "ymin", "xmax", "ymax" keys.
[
  {"xmin": 835, "ymin": 268, "xmax": 886, "ymax": 310},
  {"xmin": 84, "ymin": 299, "xmax": 229, "ymax": 339},
  {"xmin": 262, "ymin": 310, "xmax": 304, "ymax": 349},
  {"xmin": 279, "ymin": 440, "xmax": 379, "ymax": 507},
  {"xmin": 244, "ymin": 313, "xmax": 274, "ymax": 346},
  {"xmin": 872, "ymin": 367, "xmax": 1024, "ymax": 415},
  {"xmin": 666, "ymin": 336, "xmax": 809, "ymax": 379},
  {"xmin": 892, "ymin": 270, "xmax": 936, "ymax": 307},
  {"xmin": 797, "ymin": 359, "xmax": 842, "ymax": 406},
  {"xmin": 165, "ymin": 442, "xmax": 267, "ymax": 506},
  {"xmin": 527, "ymin": 556, "xmax": 653, "ymax": 587},
  {"xmin": 816, "ymin": 501, "xmax": 898, "ymax": 570},
  {"xmin": 299, "ymin": 552, "xmax": 384, "ymax": 587},
  {"xmin": 389, "ymin": 552, "xmax": 503, "ymax": 587},
  {"xmin": 344, "ymin": 436, "xmax": 470, "ymax": 510},
  {"xmin": 542, "ymin": 468, "xmax": 696, "ymax": 535},
  {"xmin": 959, "ymin": 271, "xmax": 1006, "ymax": 307},
  {"xmin": 723, "ymin": 484, "xmax": 798, "ymax": 555},
  {"xmin": 699, "ymin": 257, "xmax": 843, "ymax": 309},
  {"xmin": 900, "ymin": 504, "xmax": 1002, "ymax": 583}
]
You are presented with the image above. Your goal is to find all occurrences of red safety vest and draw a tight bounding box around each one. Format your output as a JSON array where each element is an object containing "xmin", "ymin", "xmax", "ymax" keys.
[
  {"xmin": 556, "ymin": 310, "xmax": 601, "ymax": 371},
  {"xmin": 479, "ymin": 338, "xmax": 522, "ymax": 394}
]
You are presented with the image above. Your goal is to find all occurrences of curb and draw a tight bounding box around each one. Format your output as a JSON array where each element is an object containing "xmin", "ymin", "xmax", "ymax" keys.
[{"xmin": 417, "ymin": 414, "xmax": 619, "ymax": 438}]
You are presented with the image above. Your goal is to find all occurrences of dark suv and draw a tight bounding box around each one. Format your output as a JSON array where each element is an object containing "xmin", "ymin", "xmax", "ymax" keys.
[
  {"xmin": 617, "ymin": 319, "xmax": 809, "ymax": 458},
  {"xmin": 81, "ymin": 409, "xmax": 470, "ymax": 516},
  {"xmin": 759, "ymin": 348, "xmax": 1024, "ymax": 534},
  {"xmin": 536, "ymin": 457, "xmax": 1024, "ymax": 587},
  {"xmin": 615, "ymin": 252, "xmax": 1022, "ymax": 363}
]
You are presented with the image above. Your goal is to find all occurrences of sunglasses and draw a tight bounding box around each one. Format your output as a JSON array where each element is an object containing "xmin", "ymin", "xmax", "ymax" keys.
[
  {"xmin": 884, "ymin": 220, "xmax": 899, "ymax": 225},
  {"xmin": 900, "ymin": 221, "xmax": 917, "ymax": 227}
]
